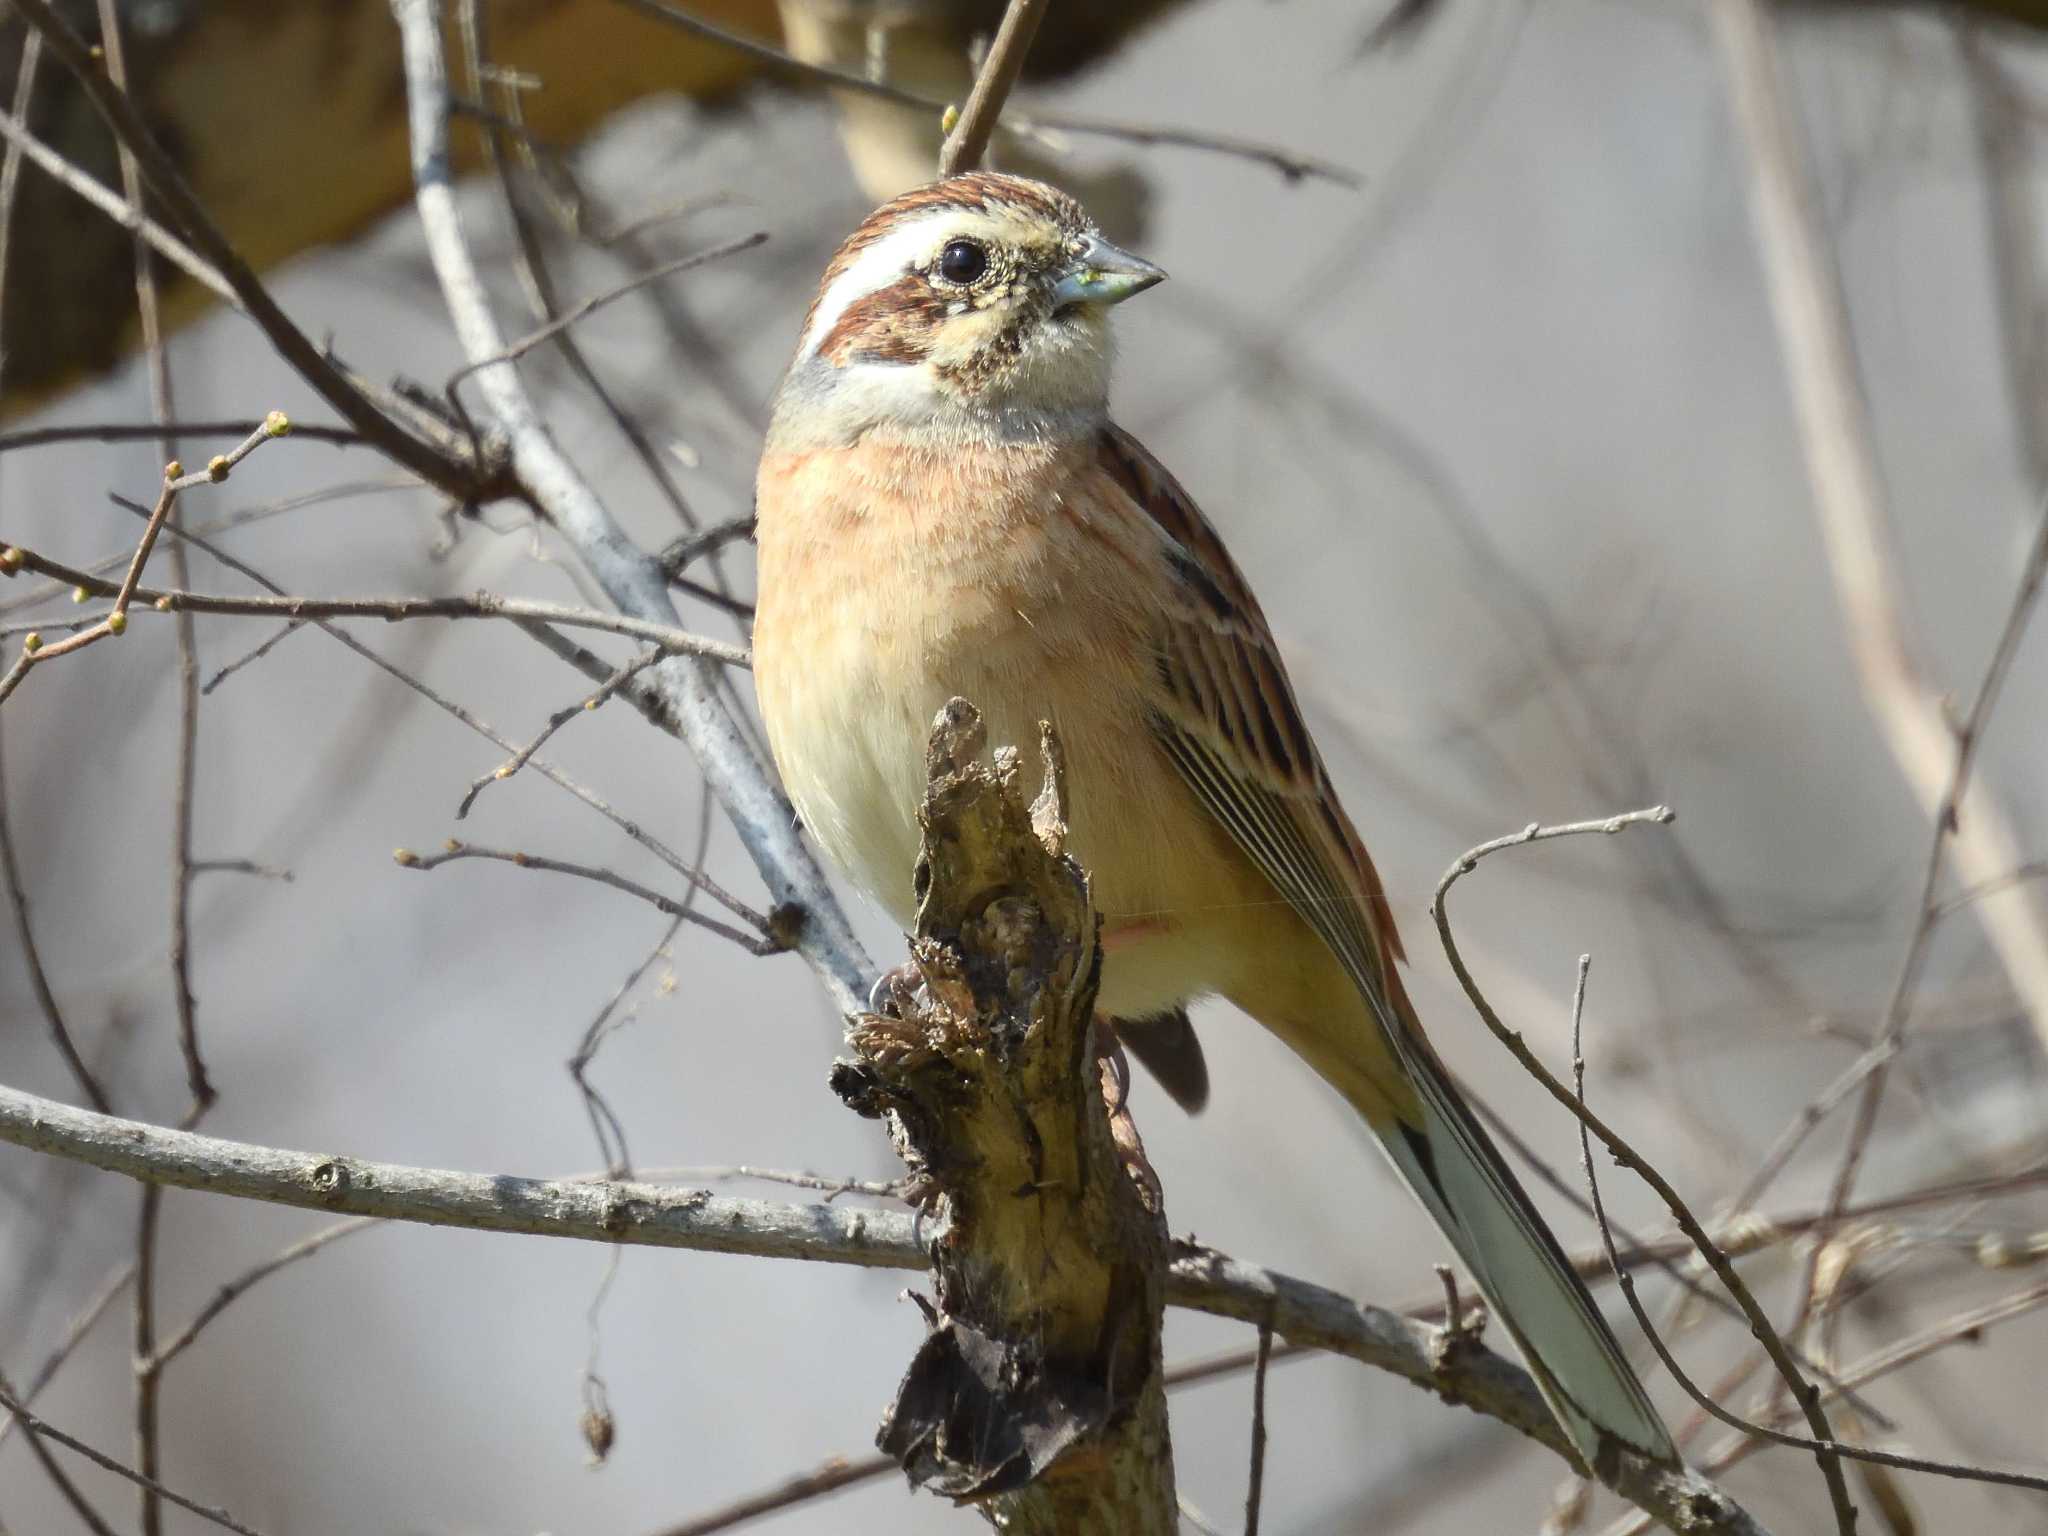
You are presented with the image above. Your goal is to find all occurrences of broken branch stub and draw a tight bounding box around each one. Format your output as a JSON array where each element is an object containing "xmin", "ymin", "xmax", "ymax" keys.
[{"xmin": 831, "ymin": 698, "xmax": 1176, "ymax": 1534}]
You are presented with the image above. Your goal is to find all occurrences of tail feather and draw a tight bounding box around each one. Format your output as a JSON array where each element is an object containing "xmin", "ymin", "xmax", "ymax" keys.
[{"xmin": 1376, "ymin": 1045, "xmax": 1678, "ymax": 1471}]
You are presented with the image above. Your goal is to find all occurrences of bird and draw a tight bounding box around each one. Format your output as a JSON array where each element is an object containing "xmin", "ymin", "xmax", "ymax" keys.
[{"xmin": 751, "ymin": 170, "xmax": 1678, "ymax": 1473}]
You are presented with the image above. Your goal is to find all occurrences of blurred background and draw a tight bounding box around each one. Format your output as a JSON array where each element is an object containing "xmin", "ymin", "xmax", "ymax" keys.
[{"xmin": 3, "ymin": 1, "xmax": 2047, "ymax": 1532}]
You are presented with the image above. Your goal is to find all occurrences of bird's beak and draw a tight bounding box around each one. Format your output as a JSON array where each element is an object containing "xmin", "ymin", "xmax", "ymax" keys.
[{"xmin": 1053, "ymin": 234, "xmax": 1166, "ymax": 311}]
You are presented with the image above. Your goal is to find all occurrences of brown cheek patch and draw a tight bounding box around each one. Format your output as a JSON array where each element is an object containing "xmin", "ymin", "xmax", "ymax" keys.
[
  {"xmin": 816, "ymin": 275, "xmax": 946, "ymax": 366},
  {"xmin": 932, "ymin": 311, "xmax": 1028, "ymax": 392}
]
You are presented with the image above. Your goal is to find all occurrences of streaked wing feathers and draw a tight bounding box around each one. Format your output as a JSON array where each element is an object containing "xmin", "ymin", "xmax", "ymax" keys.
[{"xmin": 1096, "ymin": 424, "xmax": 1406, "ymax": 1010}]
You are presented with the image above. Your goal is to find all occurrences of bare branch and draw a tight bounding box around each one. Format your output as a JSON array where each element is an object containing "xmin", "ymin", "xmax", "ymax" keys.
[
  {"xmin": 389, "ymin": 0, "xmax": 873, "ymax": 1013},
  {"xmin": 0, "ymin": 420, "xmax": 364, "ymax": 454},
  {"xmin": 392, "ymin": 839, "xmax": 779, "ymax": 955},
  {"xmin": 1708, "ymin": 0, "xmax": 2048, "ymax": 1050},
  {"xmin": 0, "ymin": 539, "xmax": 750, "ymax": 667},
  {"xmin": 1432, "ymin": 810, "xmax": 1860, "ymax": 1524},
  {"xmin": 456, "ymin": 648, "xmax": 666, "ymax": 817},
  {"xmin": 441, "ymin": 232, "xmax": 768, "ymax": 402},
  {"xmin": 644, "ymin": 1455, "xmax": 893, "ymax": 1536},
  {"xmin": 936, "ymin": 0, "xmax": 1049, "ymax": 176},
  {"xmin": 0, "ymin": 1380, "xmax": 267, "ymax": 1536},
  {"xmin": 1243, "ymin": 1320, "xmax": 1274, "ymax": 1536},
  {"xmin": 608, "ymin": 0, "xmax": 1359, "ymax": 187},
  {"xmin": 0, "ymin": 720, "xmax": 110, "ymax": 1112},
  {"xmin": 0, "ymin": 1074, "xmax": 1773, "ymax": 1534},
  {"xmin": 9, "ymin": 0, "xmax": 506, "ymax": 502}
]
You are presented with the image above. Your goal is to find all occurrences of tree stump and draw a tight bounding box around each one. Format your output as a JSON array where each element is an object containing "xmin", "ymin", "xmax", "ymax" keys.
[{"xmin": 832, "ymin": 698, "xmax": 1176, "ymax": 1535}]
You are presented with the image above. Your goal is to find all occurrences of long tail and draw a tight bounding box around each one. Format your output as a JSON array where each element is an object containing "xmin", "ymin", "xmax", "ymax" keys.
[{"xmin": 1373, "ymin": 1028, "xmax": 1678, "ymax": 1471}]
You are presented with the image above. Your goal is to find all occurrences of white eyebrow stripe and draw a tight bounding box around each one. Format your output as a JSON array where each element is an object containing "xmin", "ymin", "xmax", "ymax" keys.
[{"xmin": 796, "ymin": 208, "xmax": 980, "ymax": 362}]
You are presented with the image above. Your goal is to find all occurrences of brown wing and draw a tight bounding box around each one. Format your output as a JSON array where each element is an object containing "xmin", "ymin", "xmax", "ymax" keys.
[
  {"xmin": 1097, "ymin": 427, "xmax": 1682, "ymax": 1466},
  {"xmin": 1095, "ymin": 424, "xmax": 1407, "ymax": 1009}
]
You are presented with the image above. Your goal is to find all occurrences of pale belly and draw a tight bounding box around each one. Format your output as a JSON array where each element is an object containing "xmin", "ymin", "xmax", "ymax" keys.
[{"xmin": 752, "ymin": 445, "xmax": 1264, "ymax": 1019}]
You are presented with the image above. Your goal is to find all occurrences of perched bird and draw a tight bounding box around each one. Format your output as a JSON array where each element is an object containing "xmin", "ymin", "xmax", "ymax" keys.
[{"xmin": 752, "ymin": 171, "xmax": 1677, "ymax": 1471}]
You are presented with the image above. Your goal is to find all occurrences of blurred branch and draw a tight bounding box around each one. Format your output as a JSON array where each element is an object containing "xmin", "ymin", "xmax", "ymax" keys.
[
  {"xmin": 1959, "ymin": 23, "xmax": 2048, "ymax": 489},
  {"xmin": 610, "ymin": 0, "xmax": 1360, "ymax": 186},
  {"xmin": 1708, "ymin": 0, "xmax": 2048, "ymax": 1052},
  {"xmin": 0, "ymin": 1380, "xmax": 265, "ymax": 1536},
  {"xmin": 645, "ymin": 1455, "xmax": 893, "ymax": 1536},
  {"xmin": 0, "ymin": 1366, "xmax": 118, "ymax": 1536},
  {"xmin": 0, "ymin": 103, "xmax": 241, "ymax": 308},
  {"xmin": 8, "ymin": 0, "xmax": 507, "ymax": 503},
  {"xmin": 389, "ymin": 0, "xmax": 875, "ymax": 1014},
  {"xmin": 0, "ymin": 720, "xmax": 110, "ymax": 1112},
  {"xmin": 1598, "ymin": 1275, "xmax": 2048, "ymax": 1536},
  {"xmin": 1573, "ymin": 956, "xmax": 2048, "ymax": 1504},
  {"xmin": 0, "ymin": 1071, "xmax": 1774, "ymax": 1535}
]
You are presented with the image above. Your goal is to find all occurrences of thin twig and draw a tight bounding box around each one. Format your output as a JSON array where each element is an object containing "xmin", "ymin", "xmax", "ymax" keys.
[
  {"xmin": 200, "ymin": 622, "xmax": 307, "ymax": 694},
  {"xmin": 608, "ymin": 0, "xmax": 1359, "ymax": 186},
  {"xmin": 1814, "ymin": 490, "xmax": 2048, "ymax": 1241},
  {"xmin": 0, "ymin": 1258, "xmax": 135, "ymax": 1449},
  {"xmin": 1430, "ymin": 810, "xmax": 1857, "ymax": 1529},
  {"xmin": 1595, "ymin": 1277, "xmax": 2048, "ymax": 1536},
  {"xmin": 442, "ymin": 232, "xmax": 767, "ymax": 404},
  {"xmin": 0, "ymin": 420, "xmax": 363, "ymax": 453},
  {"xmin": 658, "ymin": 517, "xmax": 755, "ymax": 580},
  {"xmin": 392, "ymin": 840, "xmax": 778, "ymax": 954},
  {"xmin": 1244, "ymin": 1319, "xmax": 1274, "ymax": 1536},
  {"xmin": 0, "ymin": 720, "xmax": 110, "ymax": 1111},
  {"xmin": 99, "ymin": 506, "xmax": 766, "ymax": 926},
  {"xmin": 0, "ymin": 1366, "xmax": 118, "ymax": 1536},
  {"xmin": 9, "ymin": 0, "xmax": 504, "ymax": 502},
  {"xmin": 0, "ymin": 419, "xmax": 287, "ymax": 706},
  {"xmin": 0, "ymin": 104, "xmax": 239, "ymax": 306},
  {"xmin": 390, "ymin": 0, "xmax": 873, "ymax": 1012},
  {"xmin": 0, "ymin": 480, "xmax": 414, "ymax": 622},
  {"xmin": 0, "ymin": 539, "xmax": 750, "ymax": 667},
  {"xmin": 567, "ymin": 911, "xmax": 689, "ymax": 1178},
  {"xmin": 936, "ymin": 0, "xmax": 1049, "ymax": 176},
  {"xmin": 456, "ymin": 648, "xmax": 665, "ymax": 817},
  {"xmin": 0, "ymin": 26, "xmax": 41, "ymax": 324},
  {"xmin": 642, "ymin": 1455, "xmax": 891, "ymax": 1536},
  {"xmin": 146, "ymin": 1218, "xmax": 377, "ymax": 1373},
  {"xmin": 0, "ymin": 1381, "xmax": 267, "ymax": 1536}
]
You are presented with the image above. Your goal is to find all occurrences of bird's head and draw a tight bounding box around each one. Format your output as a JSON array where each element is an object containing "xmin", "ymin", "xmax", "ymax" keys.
[{"xmin": 768, "ymin": 172, "xmax": 1164, "ymax": 447}]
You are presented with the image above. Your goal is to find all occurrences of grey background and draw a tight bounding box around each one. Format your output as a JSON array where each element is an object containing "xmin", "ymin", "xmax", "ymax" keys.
[{"xmin": 3, "ymin": 2, "xmax": 2046, "ymax": 1532}]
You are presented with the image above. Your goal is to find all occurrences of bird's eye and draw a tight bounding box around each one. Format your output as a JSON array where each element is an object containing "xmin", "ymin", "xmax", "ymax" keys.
[{"xmin": 938, "ymin": 239, "xmax": 989, "ymax": 284}]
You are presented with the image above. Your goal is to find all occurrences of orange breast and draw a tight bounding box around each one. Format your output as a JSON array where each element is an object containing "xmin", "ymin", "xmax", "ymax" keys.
[{"xmin": 751, "ymin": 431, "xmax": 1263, "ymax": 1019}]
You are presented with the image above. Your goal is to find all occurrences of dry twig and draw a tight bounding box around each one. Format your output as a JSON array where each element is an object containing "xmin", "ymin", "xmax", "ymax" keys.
[{"xmin": 1431, "ymin": 810, "xmax": 1859, "ymax": 1531}]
